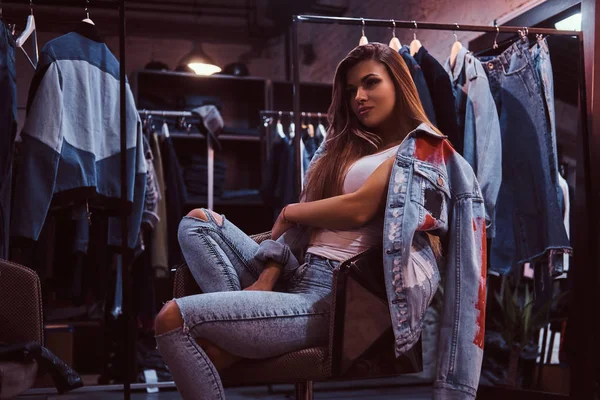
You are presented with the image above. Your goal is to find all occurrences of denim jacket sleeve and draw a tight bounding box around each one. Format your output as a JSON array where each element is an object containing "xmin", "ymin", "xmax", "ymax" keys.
[
  {"xmin": 464, "ymin": 55, "xmax": 501, "ymax": 238},
  {"xmin": 434, "ymin": 184, "xmax": 487, "ymax": 399},
  {"xmin": 11, "ymin": 52, "xmax": 63, "ymax": 241}
]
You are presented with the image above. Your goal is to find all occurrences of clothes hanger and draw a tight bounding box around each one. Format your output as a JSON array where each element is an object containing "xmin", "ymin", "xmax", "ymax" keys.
[
  {"xmin": 82, "ymin": 0, "xmax": 95, "ymax": 25},
  {"xmin": 359, "ymin": 18, "xmax": 368, "ymax": 46},
  {"xmin": 493, "ymin": 25, "xmax": 500, "ymax": 50},
  {"xmin": 473, "ymin": 25, "xmax": 522, "ymax": 57},
  {"xmin": 449, "ymin": 23, "xmax": 463, "ymax": 70},
  {"xmin": 307, "ymin": 115, "xmax": 315, "ymax": 138},
  {"xmin": 317, "ymin": 112, "xmax": 326, "ymax": 139},
  {"xmin": 161, "ymin": 114, "xmax": 170, "ymax": 138},
  {"xmin": 276, "ymin": 111, "xmax": 286, "ymax": 139},
  {"xmin": 289, "ymin": 112, "xmax": 295, "ymax": 139},
  {"xmin": 389, "ymin": 20, "xmax": 401, "ymax": 51},
  {"xmin": 409, "ymin": 21, "xmax": 422, "ymax": 56},
  {"xmin": 15, "ymin": 0, "xmax": 38, "ymax": 69}
]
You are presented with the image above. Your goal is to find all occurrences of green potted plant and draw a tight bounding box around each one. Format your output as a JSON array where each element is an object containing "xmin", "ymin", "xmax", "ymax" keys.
[{"xmin": 491, "ymin": 276, "xmax": 566, "ymax": 387}]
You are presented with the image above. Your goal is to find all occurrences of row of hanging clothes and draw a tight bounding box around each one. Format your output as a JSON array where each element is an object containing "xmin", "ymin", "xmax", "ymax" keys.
[
  {"xmin": 353, "ymin": 20, "xmax": 573, "ymax": 385},
  {"xmin": 4, "ymin": 4, "xmax": 147, "ymax": 285},
  {"xmin": 0, "ymin": 3, "xmax": 185, "ymax": 383},
  {"xmin": 0, "ymin": 1, "xmax": 166, "ymax": 388},
  {"xmin": 260, "ymin": 111, "xmax": 328, "ymax": 219}
]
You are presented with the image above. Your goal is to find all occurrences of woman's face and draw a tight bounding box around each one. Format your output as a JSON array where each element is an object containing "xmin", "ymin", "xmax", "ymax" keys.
[{"xmin": 346, "ymin": 59, "xmax": 397, "ymax": 131}]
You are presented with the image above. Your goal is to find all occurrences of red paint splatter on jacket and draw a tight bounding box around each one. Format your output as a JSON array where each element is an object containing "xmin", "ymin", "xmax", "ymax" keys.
[
  {"xmin": 420, "ymin": 214, "xmax": 436, "ymax": 230},
  {"xmin": 414, "ymin": 136, "xmax": 455, "ymax": 165},
  {"xmin": 473, "ymin": 217, "xmax": 487, "ymax": 349}
]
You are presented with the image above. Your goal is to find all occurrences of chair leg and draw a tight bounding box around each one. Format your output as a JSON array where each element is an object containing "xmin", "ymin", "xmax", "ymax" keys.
[{"xmin": 295, "ymin": 381, "xmax": 314, "ymax": 400}]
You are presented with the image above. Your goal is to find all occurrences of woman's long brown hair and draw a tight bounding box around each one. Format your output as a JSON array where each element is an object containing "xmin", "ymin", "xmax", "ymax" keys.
[
  {"xmin": 301, "ymin": 42, "xmax": 442, "ymax": 203},
  {"xmin": 301, "ymin": 43, "xmax": 444, "ymax": 258}
]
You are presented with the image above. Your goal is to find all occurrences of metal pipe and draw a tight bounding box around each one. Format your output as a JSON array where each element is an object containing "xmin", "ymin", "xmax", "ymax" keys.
[
  {"xmin": 139, "ymin": 109, "xmax": 195, "ymax": 117},
  {"xmin": 291, "ymin": 20, "xmax": 302, "ymax": 200},
  {"xmin": 570, "ymin": 20, "xmax": 593, "ymax": 399},
  {"xmin": 260, "ymin": 110, "xmax": 327, "ymax": 118},
  {"xmin": 118, "ymin": 1, "xmax": 131, "ymax": 399},
  {"xmin": 294, "ymin": 14, "xmax": 583, "ymax": 37}
]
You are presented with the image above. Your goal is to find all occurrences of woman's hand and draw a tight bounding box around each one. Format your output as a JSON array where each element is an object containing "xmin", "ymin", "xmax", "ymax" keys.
[
  {"xmin": 271, "ymin": 208, "xmax": 296, "ymax": 240},
  {"xmin": 243, "ymin": 262, "xmax": 282, "ymax": 291}
]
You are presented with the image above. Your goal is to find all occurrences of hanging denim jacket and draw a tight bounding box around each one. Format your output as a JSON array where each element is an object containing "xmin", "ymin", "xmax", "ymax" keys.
[{"xmin": 278, "ymin": 123, "xmax": 487, "ymax": 399}]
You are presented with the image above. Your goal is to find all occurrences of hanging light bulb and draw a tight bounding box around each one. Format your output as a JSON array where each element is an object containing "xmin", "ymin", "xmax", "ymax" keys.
[{"xmin": 177, "ymin": 43, "xmax": 221, "ymax": 75}]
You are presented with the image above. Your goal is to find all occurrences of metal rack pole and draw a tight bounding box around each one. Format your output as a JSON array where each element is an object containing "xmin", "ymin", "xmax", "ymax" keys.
[
  {"xmin": 294, "ymin": 14, "xmax": 582, "ymax": 36},
  {"xmin": 291, "ymin": 21, "xmax": 302, "ymax": 200},
  {"xmin": 118, "ymin": 0, "xmax": 132, "ymax": 398},
  {"xmin": 138, "ymin": 109, "xmax": 194, "ymax": 117}
]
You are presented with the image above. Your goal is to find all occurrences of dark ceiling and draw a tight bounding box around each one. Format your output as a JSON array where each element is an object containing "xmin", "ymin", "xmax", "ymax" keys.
[{"xmin": 0, "ymin": 0, "xmax": 349, "ymax": 43}]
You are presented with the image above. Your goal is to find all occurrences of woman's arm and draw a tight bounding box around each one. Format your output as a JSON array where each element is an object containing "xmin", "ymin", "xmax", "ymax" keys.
[{"xmin": 284, "ymin": 156, "xmax": 395, "ymax": 230}]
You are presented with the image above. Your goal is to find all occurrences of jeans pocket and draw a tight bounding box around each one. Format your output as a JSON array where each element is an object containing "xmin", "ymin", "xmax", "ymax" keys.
[
  {"xmin": 325, "ymin": 259, "xmax": 339, "ymax": 272},
  {"xmin": 289, "ymin": 262, "xmax": 309, "ymax": 287}
]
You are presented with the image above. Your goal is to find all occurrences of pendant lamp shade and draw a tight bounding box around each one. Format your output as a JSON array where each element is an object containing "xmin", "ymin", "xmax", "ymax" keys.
[{"xmin": 178, "ymin": 44, "xmax": 221, "ymax": 75}]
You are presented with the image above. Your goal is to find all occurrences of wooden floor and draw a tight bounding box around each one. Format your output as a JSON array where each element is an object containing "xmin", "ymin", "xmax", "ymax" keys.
[{"xmin": 20, "ymin": 379, "xmax": 433, "ymax": 399}]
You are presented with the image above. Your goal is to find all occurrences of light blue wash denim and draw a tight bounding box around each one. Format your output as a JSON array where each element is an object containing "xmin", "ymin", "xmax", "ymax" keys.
[
  {"xmin": 282, "ymin": 123, "xmax": 488, "ymax": 400},
  {"xmin": 444, "ymin": 46, "xmax": 502, "ymax": 239},
  {"xmin": 155, "ymin": 213, "xmax": 339, "ymax": 400}
]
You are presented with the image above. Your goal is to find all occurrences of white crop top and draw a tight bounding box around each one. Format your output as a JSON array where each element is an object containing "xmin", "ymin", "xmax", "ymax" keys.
[{"xmin": 306, "ymin": 145, "xmax": 400, "ymax": 262}]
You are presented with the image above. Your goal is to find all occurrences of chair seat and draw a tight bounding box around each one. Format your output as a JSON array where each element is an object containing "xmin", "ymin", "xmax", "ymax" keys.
[{"xmin": 221, "ymin": 346, "xmax": 329, "ymax": 386}]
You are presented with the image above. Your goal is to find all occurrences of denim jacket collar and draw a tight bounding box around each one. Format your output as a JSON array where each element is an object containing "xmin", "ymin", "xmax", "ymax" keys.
[
  {"xmin": 444, "ymin": 45, "xmax": 469, "ymax": 84},
  {"xmin": 410, "ymin": 122, "xmax": 447, "ymax": 140}
]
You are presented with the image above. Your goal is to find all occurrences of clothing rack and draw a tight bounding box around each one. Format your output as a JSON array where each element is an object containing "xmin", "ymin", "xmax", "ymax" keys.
[
  {"xmin": 260, "ymin": 110, "xmax": 328, "ymax": 119},
  {"xmin": 260, "ymin": 109, "xmax": 328, "ymax": 167},
  {"xmin": 140, "ymin": 109, "xmax": 216, "ymax": 211},
  {"xmin": 290, "ymin": 14, "xmax": 591, "ymax": 400}
]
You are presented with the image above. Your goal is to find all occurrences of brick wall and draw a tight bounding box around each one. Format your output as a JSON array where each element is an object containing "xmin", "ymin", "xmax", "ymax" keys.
[{"xmin": 14, "ymin": 0, "xmax": 537, "ymax": 125}]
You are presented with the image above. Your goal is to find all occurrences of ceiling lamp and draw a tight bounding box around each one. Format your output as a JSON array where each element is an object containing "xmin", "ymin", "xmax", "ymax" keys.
[{"xmin": 178, "ymin": 44, "xmax": 221, "ymax": 76}]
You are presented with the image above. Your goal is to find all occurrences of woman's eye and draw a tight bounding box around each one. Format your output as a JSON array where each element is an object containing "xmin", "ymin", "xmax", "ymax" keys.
[
  {"xmin": 346, "ymin": 87, "xmax": 357, "ymax": 95},
  {"xmin": 365, "ymin": 79, "xmax": 379, "ymax": 88}
]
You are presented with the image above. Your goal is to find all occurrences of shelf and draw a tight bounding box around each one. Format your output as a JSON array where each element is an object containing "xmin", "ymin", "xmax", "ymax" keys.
[{"xmin": 134, "ymin": 69, "xmax": 268, "ymax": 84}]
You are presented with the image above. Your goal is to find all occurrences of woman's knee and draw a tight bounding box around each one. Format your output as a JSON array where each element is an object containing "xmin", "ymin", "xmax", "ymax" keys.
[
  {"xmin": 155, "ymin": 301, "xmax": 184, "ymax": 335},
  {"xmin": 186, "ymin": 208, "xmax": 223, "ymax": 226},
  {"xmin": 187, "ymin": 208, "xmax": 209, "ymax": 221}
]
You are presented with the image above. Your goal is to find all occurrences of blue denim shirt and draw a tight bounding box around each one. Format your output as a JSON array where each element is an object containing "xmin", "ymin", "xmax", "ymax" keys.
[
  {"xmin": 444, "ymin": 46, "xmax": 501, "ymax": 239},
  {"xmin": 280, "ymin": 123, "xmax": 486, "ymax": 399}
]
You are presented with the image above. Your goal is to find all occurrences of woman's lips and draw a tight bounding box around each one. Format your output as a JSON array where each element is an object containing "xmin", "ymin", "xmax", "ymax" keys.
[{"xmin": 358, "ymin": 106, "xmax": 373, "ymax": 116}]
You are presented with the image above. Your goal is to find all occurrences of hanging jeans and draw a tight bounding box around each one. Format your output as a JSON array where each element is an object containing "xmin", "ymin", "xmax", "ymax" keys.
[
  {"xmin": 480, "ymin": 38, "xmax": 569, "ymax": 276},
  {"xmin": 0, "ymin": 21, "xmax": 17, "ymax": 259},
  {"xmin": 156, "ymin": 213, "xmax": 338, "ymax": 400},
  {"xmin": 530, "ymin": 38, "xmax": 563, "ymax": 212}
]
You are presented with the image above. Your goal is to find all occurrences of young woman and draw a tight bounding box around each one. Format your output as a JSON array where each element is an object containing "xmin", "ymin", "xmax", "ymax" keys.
[{"xmin": 154, "ymin": 43, "xmax": 454, "ymax": 399}]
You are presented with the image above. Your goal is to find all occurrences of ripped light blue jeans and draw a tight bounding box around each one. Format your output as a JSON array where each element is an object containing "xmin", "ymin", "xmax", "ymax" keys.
[{"xmin": 155, "ymin": 212, "xmax": 338, "ymax": 400}]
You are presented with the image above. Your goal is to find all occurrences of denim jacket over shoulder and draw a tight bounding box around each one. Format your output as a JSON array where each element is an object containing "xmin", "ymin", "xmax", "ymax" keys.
[
  {"xmin": 444, "ymin": 46, "xmax": 501, "ymax": 239},
  {"xmin": 279, "ymin": 123, "xmax": 487, "ymax": 399}
]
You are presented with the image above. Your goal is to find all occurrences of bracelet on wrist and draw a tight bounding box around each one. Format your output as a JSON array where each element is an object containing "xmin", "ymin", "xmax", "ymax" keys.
[{"xmin": 282, "ymin": 205, "xmax": 295, "ymax": 224}]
